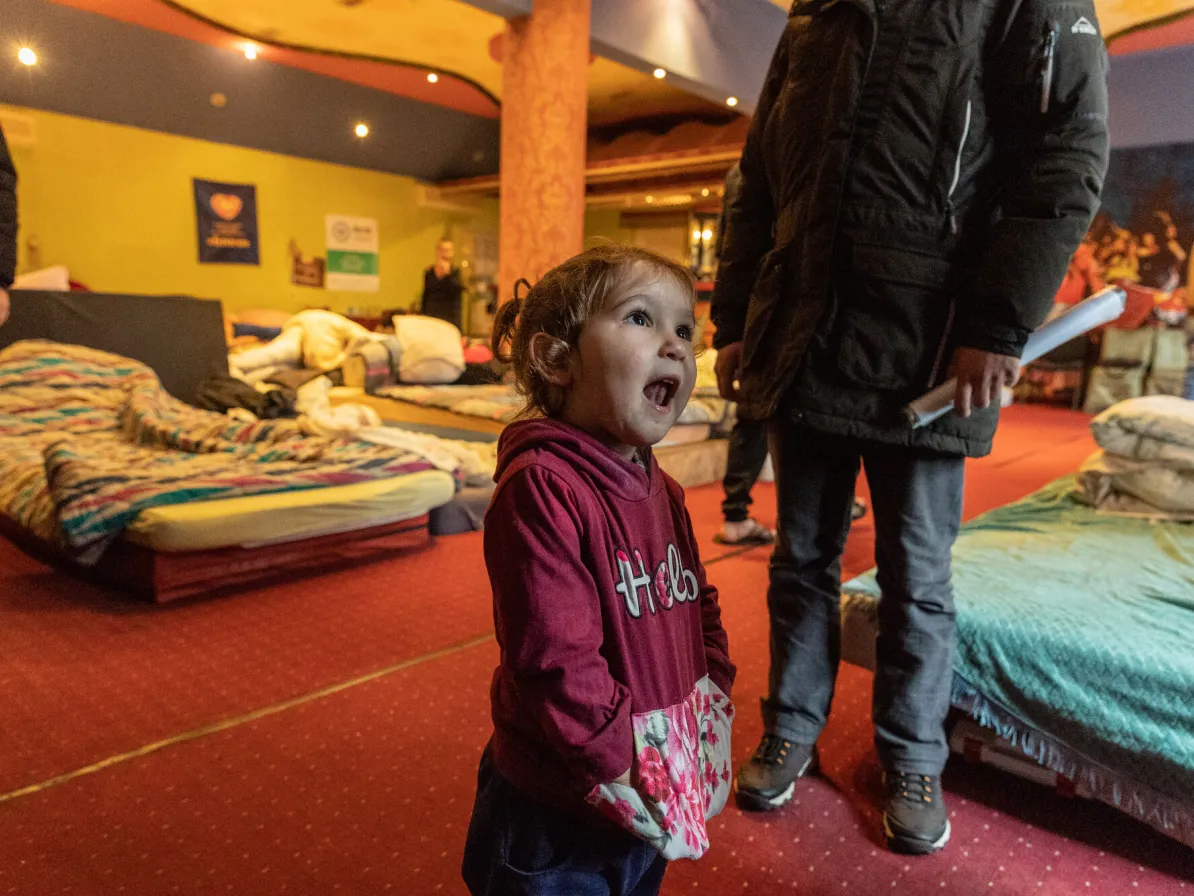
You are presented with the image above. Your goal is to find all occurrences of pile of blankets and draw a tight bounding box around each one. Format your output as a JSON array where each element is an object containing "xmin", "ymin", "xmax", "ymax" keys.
[
  {"xmin": 0, "ymin": 340, "xmax": 444, "ymax": 563},
  {"xmin": 1078, "ymin": 395, "xmax": 1194, "ymax": 518}
]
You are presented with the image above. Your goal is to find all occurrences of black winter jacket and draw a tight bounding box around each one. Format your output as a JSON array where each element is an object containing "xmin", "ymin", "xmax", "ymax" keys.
[{"xmin": 712, "ymin": 0, "xmax": 1109, "ymax": 456}]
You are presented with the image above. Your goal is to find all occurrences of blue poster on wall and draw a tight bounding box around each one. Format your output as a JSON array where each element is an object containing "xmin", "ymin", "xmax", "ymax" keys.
[{"xmin": 193, "ymin": 179, "xmax": 260, "ymax": 265}]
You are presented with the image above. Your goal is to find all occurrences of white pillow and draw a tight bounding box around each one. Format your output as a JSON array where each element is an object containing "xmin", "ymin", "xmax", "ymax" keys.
[
  {"xmin": 13, "ymin": 265, "xmax": 70, "ymax": 291},
  {"xmin": 1092, "ymin": 395, "xmax": 1194, "ymax": 466},
  {"xmin": 393, "ymin": 314, "xmax": 465, "ymax": 384}
]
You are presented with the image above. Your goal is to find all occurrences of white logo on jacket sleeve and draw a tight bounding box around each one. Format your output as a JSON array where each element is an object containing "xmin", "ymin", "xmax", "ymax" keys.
[
  {"xmin": 1071, "ymin": 16, "xmax": 1098, "ymax": 36},
  {"xmin": 615, "ymin": 543, "xmax": 699, "ymax": 618}
]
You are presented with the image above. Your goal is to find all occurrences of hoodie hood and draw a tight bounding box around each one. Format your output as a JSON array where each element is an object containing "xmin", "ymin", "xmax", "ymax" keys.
[{"xmin": 494, "ymin": 417, "xmax": 662, "ymax": 503}]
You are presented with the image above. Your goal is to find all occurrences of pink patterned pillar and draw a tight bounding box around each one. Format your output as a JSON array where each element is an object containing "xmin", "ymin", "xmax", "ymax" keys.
[{"xmin": 497, "ymin": 0, "xmax": 590, "ymax": 304}]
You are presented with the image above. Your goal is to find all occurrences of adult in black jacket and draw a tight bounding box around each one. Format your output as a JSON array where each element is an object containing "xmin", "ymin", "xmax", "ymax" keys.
[
  {"xmin": 0, "ymin": 124, "xmax": 15, "ymax": 326},
  {"xmin": 713, "ymin": 0, "xmax": 1108, "ymax": 854},
  {"xmin": 421, "ymin": 238, "xmax": 464, "ymax": 332}
]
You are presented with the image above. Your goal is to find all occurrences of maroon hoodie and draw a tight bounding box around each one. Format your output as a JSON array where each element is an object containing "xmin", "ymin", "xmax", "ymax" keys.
[{"xmin": 484, "ymin": 418, "xmax": 735, "ymax": 861}]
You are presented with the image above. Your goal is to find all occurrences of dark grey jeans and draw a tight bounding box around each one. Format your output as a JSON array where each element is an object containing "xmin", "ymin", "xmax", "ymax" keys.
[
  {"xmin": 722, "ymin": 416, "xmax": 770, "ymax": 523},
  {"xmin": 763, "ymin": 419, "xmax": 964, "ymax": 775}
]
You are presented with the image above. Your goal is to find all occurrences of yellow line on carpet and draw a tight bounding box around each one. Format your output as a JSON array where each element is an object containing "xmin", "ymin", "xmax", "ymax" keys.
[
  {"xmin": 0, "ymin": 632, "xmax": 495, "ymax": 806},
  {"xmin": 2, "ymin": 542, "xmax": 768, "ymax": 806},
  {"xmin": 705, "ymin": 541, "xmax": 770, "ymax": 564}
]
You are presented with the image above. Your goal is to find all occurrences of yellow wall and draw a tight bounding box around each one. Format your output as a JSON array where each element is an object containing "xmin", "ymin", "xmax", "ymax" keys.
[
  {"xmin": 583, "ymin": 207, "xmax": 689, "ymax": 265},
  {"xmin": 3, "ymin": 105, "xmax": 497, "ymax": 314},
  {"xmin": 583, "ymin": 208, "xmax": 635, "ymax": 246}
]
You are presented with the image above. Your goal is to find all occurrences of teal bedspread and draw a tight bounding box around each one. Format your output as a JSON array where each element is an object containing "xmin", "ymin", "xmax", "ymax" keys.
[{"xmin": 845, "ymin": 477, "xmax": 1194, "ymax": 809}]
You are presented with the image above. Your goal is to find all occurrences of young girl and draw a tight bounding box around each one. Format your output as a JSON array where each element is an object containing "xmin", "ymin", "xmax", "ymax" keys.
[{"xmin": 462, "ymin": 244, "xmax": 736, "ymax": 896}]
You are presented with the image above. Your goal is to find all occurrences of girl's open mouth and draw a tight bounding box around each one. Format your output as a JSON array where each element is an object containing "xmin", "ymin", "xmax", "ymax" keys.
[{"xmin": 643, "ymin": 377, "xmax": 679, "ymax": 409}]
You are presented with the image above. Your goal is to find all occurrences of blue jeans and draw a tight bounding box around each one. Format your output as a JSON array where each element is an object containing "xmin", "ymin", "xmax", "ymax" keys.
[
  {"xmin": 462, "ymin": 746, "xmax": 667, "ymax": 896},
  {"xmin": 763, "ymin": 421, "xmax": 963, "ymax": 775}
]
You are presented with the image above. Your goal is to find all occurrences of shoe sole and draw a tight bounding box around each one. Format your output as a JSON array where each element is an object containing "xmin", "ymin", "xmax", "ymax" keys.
[
  {"xmin": 733, "ymin": 753, "xmax": 817, "ymax": 813},
  {"xmin": 883, "ymin": 817, "xmax": 951, "ymax": 855}
]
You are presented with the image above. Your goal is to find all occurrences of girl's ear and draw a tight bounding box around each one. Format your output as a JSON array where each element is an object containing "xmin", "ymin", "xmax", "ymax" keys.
[{"xmin": 529, "ymin": 331, "xmax": 573, "ymax": 389}]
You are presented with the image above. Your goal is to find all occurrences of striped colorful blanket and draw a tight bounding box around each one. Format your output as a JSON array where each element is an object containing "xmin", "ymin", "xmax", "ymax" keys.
[{"xmin": 0, "ymin": 341, "xmax": 437, "ymax": 564}]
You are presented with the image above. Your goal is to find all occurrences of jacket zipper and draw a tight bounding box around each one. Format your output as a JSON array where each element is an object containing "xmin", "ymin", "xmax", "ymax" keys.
[
  {"xmin": 1040, "ymin": 21, "xmax": 1058, "ymax": 114},
  {"xmin": 944, "ymin": 99, "xmax": 972, "ymax": 236}
]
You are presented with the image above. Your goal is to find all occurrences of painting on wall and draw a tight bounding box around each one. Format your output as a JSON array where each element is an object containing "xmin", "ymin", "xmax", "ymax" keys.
[{"xmin": 1093, "ymin": 141, "xmax": 1194, "ymax": 292}]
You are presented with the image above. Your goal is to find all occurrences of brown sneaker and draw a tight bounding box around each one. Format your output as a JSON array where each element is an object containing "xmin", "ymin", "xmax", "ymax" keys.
[{"xmin": 734, "ymin": 734, "xmax": 818, "ymax": 811}]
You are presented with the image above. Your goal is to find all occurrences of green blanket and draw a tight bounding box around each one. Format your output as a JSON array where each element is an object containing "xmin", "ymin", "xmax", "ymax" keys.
[{"xmin": 845, "ymin": 477, "xmax": 1194, "ymax": 807}]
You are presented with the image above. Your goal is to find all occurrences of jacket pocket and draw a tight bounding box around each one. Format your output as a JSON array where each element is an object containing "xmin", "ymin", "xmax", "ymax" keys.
[
  {"xmin": 584, "ymin": 677, "xmax": 734, "ymax": 861},
  {"xmin": 835, "ymin": 244, "xmax": 955, "ymax": 392}
]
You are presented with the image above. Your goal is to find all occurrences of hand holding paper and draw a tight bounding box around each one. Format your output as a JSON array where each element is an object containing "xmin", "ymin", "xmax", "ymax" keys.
[{"xmin": 904, "ymin": 286, "xmax": 1127, "ymax": 429}]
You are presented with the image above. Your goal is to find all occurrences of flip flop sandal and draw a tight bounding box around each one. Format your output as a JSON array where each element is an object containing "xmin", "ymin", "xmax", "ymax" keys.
[{"xmin": 714, "ymin": 519, "xmax": 775, "ymax": 546}]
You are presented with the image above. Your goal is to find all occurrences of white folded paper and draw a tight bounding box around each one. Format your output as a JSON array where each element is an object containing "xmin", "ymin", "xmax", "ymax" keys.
[{"xmin": 904, "ymin": 285, "xmax": 1127, "ymax": 428}]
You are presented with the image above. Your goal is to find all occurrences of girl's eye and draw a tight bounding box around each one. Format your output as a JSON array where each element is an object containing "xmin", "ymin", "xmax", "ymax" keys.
[
  {"xmin": 677, "ymin": 326, "xmax": 693, "ymax": 342},
  {"xmin": 627, "ymin": 311, "xmax": 649, "ymax": 327}
]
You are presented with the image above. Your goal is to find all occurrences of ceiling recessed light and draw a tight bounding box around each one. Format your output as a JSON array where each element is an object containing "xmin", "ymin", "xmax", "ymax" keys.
[
  {"xmin": 726, "ymin": 96, "xmax": 739, "ymax": 107},
  {"xmin": 701, "ymin": 188, "xmax": 710, "ymax": 197},
  {"xmin": 355, "ymin": 123, "xmax": 369, "ymax": 138},
  {"xmin": 243, "ymin": 43, "xmax": 258, "ymax": 60},
  {"xmin": 210, "ymin": 92, "xmax": 228, "ymax": 107},
  {"xmin": 645, "ymin": 195, "xmax": 654, "ymax": 204},
  {"xmin": 653, "ymin": 68, "xmax": 666, "ymax": 79},
  {"xmin": 427, "ymin": 72, "xmax": 439, "ymax": 84},
  {"xmin": 17, "ymin": 47, "xmax": 37, "ymax": 66}
]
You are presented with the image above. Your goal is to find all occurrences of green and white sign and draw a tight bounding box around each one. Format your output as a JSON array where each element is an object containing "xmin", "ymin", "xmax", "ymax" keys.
[{"xmin": 325, "ymin": 214, "xmax": 379, "ymax": 291}]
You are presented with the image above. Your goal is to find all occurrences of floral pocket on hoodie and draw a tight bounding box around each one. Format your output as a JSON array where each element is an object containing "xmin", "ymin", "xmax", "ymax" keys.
[{"xmin": 585, "ymin": 676, "xmax": 734, "ymax": 861}]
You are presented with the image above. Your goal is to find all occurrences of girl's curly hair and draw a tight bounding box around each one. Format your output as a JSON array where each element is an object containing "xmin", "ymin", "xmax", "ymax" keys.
[{"xmin": 492, "ymin": 242, "xmax": 695, "ymax": 418}]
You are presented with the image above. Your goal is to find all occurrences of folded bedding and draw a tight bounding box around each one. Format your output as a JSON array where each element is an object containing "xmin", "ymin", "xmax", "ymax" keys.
[
  {"xmin": 0, "ymin": 341, "xmax": 446, "ymax": 564},
  {"xmin": 1079, "ymin": 397, "xmax": 1194, "ymax": 517},
  {"xmin": 1089, "ymin": 396, "xmax": 1194, "ymax": 469},
  {"xmin": 1079, "ymin": 450, "xmax": 1194, "ymax": 515}
]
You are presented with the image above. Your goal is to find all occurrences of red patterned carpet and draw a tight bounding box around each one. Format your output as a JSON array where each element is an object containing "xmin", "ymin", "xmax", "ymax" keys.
[{"xmin": 0, "ymin": 405, "xmax": 1189, "ymax": 894}]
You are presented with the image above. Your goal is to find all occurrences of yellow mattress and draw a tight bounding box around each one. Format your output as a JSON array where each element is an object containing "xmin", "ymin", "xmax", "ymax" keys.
[
  {"xmin": 328, "ymin": 387, "xmax": 504, "ymax": 434},
  {"xmin": 123, "ymin": 470, "xmax": 456, "ymax": 552}
]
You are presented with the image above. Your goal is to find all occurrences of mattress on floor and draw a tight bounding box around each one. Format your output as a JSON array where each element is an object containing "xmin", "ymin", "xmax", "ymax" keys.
[
  {"xmin": 657, "ymin": 423, "xmax": 711, "ymax": 447},
  {"xmin": 124, "ymin": 470, "xmax": 456, "ymax": 552},
  {"xmin": 331, "ymin": 388, "xmax": 504, "ymax": 437},
  {"xmin": 371, "ymin": 383, "xmax": 730, "ymax": 428},
  {"xmin": 334, "ymin": 388, "xmax": 719, "ymax": 451},
  {"xmin": 656, "ymin": 438, "xmax": 728, "ymax": 488},
  {"xmin": 840, "ymin": 476, "xmax": 1194, "ymax": 849}
]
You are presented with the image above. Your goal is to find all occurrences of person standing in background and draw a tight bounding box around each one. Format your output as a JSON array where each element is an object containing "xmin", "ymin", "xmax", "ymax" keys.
[
  {"xmin": 0, "ymin": 123, "xmax": 16, "ymax": 326},
  {"xmin": 713, "ymin": 164, "xmax": 866, "ymax": 547},
  {"xmin": 713, "ymin": 164, "xmax": 776, "ymax": 546},
  {"xmin": 421, "ymin": 238, "xmax": 465, "ymax": 332}
]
